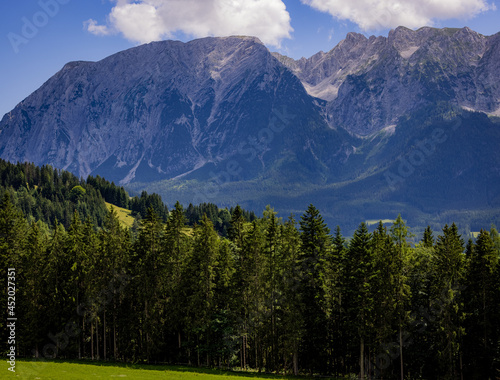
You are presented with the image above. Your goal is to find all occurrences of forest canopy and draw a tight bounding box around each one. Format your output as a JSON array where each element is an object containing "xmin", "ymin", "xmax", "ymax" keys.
[{"xmin": 0, "ymin": 159, "xmax": 499, "ymax": 379}]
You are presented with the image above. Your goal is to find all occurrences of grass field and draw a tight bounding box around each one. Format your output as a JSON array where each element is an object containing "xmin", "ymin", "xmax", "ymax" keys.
[
  {"xmin": 12, "ymin": 360, "xmax": 323, "ymax": 380},
  {"xmin": 106, "ymin": 202, "xmax": 135, "ymax": 228}
]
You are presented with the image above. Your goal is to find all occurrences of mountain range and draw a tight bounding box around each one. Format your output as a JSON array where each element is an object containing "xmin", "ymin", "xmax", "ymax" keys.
[{"xmin": 1, "ymin": 26, "xmax": 499, "ymax": 233}]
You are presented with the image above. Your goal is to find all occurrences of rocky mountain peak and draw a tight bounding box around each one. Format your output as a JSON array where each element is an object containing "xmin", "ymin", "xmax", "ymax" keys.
[
  {"xmin": 0, "ymin": 34, "xmax": 324, "ymax": 184},
  {"xmin": 275, "ymin": 26, "xmax": 499, "ymax": 135},
  {"xmin": 343, "ymin": 32, "xmax": 368, "ymax": 45}
]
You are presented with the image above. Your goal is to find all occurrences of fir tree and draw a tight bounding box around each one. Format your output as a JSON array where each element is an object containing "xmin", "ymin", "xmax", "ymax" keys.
[
  {"xmin": 422, "ymin": 225, "xmax": 434, "ymax": 248},
  {"xmin": 298, "ymin": 204, "xmax": 330, "ymax": 373},
  {"xmin": 463, "ymin": 230, "xmax": 499, "ymax": 378},
  {"xmin": 345, "ymin": 222, "xmax": 374, "ymax": 379}
]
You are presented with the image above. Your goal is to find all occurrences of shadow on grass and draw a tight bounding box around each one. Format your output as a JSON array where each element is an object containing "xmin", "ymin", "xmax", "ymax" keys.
[{"xmin": 20, "ymin": 359, "xmax": 343, "ymax": 379}]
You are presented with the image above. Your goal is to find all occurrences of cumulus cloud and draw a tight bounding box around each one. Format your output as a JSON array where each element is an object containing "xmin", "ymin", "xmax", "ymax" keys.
[
  {"xmin": 301, "ymin": 0, "xmax": 495, "ymax": 30},
  {"xmin": 84, "ymin": 19, "xmax": 112, "ymax": 36},
  {"xmin": 85, "ymin": 0, "xmax": 292, "ymax": 47}
]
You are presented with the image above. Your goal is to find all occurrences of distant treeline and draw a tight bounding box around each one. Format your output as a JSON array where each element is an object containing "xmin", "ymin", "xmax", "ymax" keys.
[
  {"xmin": 0, "ymin": 159, "xmax": 499, "ymax": 379},
  {"xmin": 0, "ymin": 159, "xmax": 255, "ymax": 234}
]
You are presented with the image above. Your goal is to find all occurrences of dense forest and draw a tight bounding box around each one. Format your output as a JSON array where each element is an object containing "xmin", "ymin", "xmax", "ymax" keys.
[
  {"xmin": 1, "ymin": 160, "xmax": 500, "ymax": 379},
  {"xmin": 0, "ymin": 159, "xmax": 255, "ymax": 233}
]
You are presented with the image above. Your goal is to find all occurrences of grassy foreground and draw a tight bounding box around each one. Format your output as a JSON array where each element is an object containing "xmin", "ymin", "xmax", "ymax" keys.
[{"xmin": 12, "ymin": 360, "xmax": 325, "ymax": 380}]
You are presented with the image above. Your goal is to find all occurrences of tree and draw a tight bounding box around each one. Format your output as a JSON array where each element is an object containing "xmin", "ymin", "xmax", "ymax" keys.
[
  {"xmin": 184, "ymin": 214, "xmax": 220, "ymax": 366},
  {"xmin": 0, "ymin": 192, "xmax": 27, "ymax": 267},
  {"xmin": 241, "ymin": 220, "xmax": 266, "ymax": 371},
  {"xmin": 279, "ymin": 215, "xmax": 303, "ymax": 375},
  {"xmin": 212, "ymin": 238, "xmax": 237, "ymax": 368},
  {"xmin": 298, "ymin": 204, "xmax": 330, "ymax": 373},
  {"xmin": 21, "ymin": 221, "xmax": 49, "ymax": 358},
  {"xmin": 463, "ymin": 230, "xmax": 499, "ymax": 379},
  {"xmin": 65, "ymin": 211, "xmax": 88, "ymax": 358},
  {"xmin": 432, "ymin": 223, "xmax": 465, "ymax": 379},
  {"xmin": 261, "ymin": 206, "xmax": 281, "ymax": 372},
  {"xmin": 405, "ymin": 240, "xmax": 435, "ymax": 377},
  {"xmin": 370, "ymin": 222, "xmax": 398, "ymax": 378},
  {"xmin": 132, "ymin": 206, "xmax": 165, "ymax": 361},
  {"xmin": 389, "ymin": 215, "xmax": 413, "ymax": 380},
  {"xmin": 164, "ymin": 201, "xmax": 191, "ymax": 361},
  {"xmin": 422, "ymin": 225, "xmax": 434, "ymax": 248},
  {"xmin": 228, "ymin": 205, "xmax": 246, "ymax": 248},
  {"xmin": 324, "ymin": 225, "xmax": 346, "ymax": 375},
  {"xmin": 98, "ymin": 207, "xmax": 131, "ymax": 360},
  {"xmin": 345, "ymin": 222, "xmax": 374, "ymax": 379}
]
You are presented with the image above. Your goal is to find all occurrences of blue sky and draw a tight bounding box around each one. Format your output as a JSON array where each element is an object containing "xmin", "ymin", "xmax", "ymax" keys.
[{"xmin": 1, "ymin": 0, "xmax": 499, "ymax": 118}]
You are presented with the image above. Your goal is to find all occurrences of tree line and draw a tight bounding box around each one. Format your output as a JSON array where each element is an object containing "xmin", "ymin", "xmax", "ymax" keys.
[
  {"xmin": 1, "ymin": 186, "xmax": 499, "ymax": 379},
  {"xmin": 0, "ymin": 159, "xmax": 255, "ymax": 237}
]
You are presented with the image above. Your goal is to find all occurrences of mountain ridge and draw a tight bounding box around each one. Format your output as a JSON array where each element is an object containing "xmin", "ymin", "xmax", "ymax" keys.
[
  {"xmin": 1, "ymin": 26, "xmax": 499, "ymax": 231},
  {"xmin": 274, "ymin": 26, "xmax": 500, "ymax": 135}
]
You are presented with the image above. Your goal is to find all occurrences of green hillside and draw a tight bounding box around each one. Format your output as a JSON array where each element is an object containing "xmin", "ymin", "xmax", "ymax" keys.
[{"xmin": 105, "ymin": 202, "xmax": 135, "ymax": 228}]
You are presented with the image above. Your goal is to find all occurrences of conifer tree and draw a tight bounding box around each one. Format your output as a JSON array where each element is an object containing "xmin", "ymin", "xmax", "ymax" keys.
[
  {"xmin": 164, "ymin": 200, "xmax": 191, "ymax": 358},
  {"xmin": 370, "ymin": 222, "xmax": 398, "ymax": 377},
  {"xmin": 21, "ymin": 221, "xmax": 49, "ymax": 358},
  {"xmin": 279, "ymin": 215, "xmax": 303, "ymax": 375},
  {"xmin": 185, "ymin": 214, "xmax": 220, "ymax": 366},
  {"xmin": 99, "ymin": 207, "xmax": 131, "ymax": 360},
  {"xmin": 463, "ymin": 229, "xmax": 498, "ymax": 378},
  {"xmin": 262, "ymin": 205, "xmax": 281, "ymax": 371},
  {"xmin": 390, "ymin": 215, "xmax": 413, "ymax": 380},
  {"xmin": 132, "ymin": 206, "xmax": 165, "ymax": 361},
  {"xmin": 298, "ymin": 204, "xmax": 330, "ymax": 373},
  {"xmin": 422, "ymin": 225, "xmax": 434, "ymax": 248},
  {"xmin": 432, "ymin": 223, "xmax": 465, "ymax": 379},
  {"xmin": 212, "ymin": 239, "xmax": 237, "ymax": 368},
  {"xmin": 228, "ymin": 205, "xmax": 246, "ymax": 248},
  {"xmin": 324, "ymin": 225, "xmax": 346, "ymax": 375},
  {"xmin": 345, "ymin": 222, "xmax": 373, "ymax": 379},
  {"xmin": 242, "ymin": 220, "xmax": 266, "ymax": 371}
]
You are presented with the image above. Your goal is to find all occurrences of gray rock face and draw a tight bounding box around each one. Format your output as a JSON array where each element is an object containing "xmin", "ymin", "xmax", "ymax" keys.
[
  {"xmin": 275, "ymin": 26, "xmax": 500, "ymax": 135},
  {"xmin": 1, "ymin": 36, "xmax": 333, "ymax": 183},
  {"xmin": 0, "ymin": 27, "xmax": 499, "ymax": 188}
]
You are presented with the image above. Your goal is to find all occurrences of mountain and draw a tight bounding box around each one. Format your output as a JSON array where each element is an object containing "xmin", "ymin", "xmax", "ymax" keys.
[
  {"xmin": 0, "ymin": 36, "xmax": 352, "ymax": 185},
  {"xmin": 1, "ymin": 27, "xmax": 499, "ymax": 232},
  {"xmin": 274, "ymin": 26, "xmax": 500, "ymax": 135}
]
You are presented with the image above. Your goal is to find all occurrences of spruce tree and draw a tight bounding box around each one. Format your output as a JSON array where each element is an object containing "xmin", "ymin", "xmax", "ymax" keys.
[
  {"xmin": 422, "ymin": 225, "xmax": 434, "ymax": 248},
  {"xmin": 432, "ymin": 223, "xmax": 465, "ymax": 379},
  {"xmin": 371, "ymin": 222, "xmax": 398, "ymax": 378},
  {"xmin": 325, "ymin": 225, "xmax": 346, "ymax": 375},
  {"xmin": 345, "ymin": 222, "xmax": 374, "ymax": 379},
  {"xmin": 298, "ymin": 204, "xmax": 330, "ymax": 373},
  {"xmin": 279, "ymin": 215, "xmax": 303, "ymax": 375},
  {"xmin": 463, "ymin": 230, "xmax": 498, "ymax": 378},
  {"xmin": 185, "ymin": 214, "xmax": 220, "ymax": 366},
  {"xmin": 389, "ymin": 215, "xmax": 413, "ymax": 380},
  {"xmin": 164, "ymin": 201, "xmax": 191, "ymax": 361},
  {"xmin": 228, "ymin": 205, "xmax": 246, "ymax": 248},
  {"xmin": 132, "ymin": 206, "xmax": 165, "ymax": 361}
]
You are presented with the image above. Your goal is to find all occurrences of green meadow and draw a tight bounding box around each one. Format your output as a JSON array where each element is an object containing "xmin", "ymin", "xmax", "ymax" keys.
[{"xmin": 12, "ymin": 360, "xmax": 325, "ymax": 380}]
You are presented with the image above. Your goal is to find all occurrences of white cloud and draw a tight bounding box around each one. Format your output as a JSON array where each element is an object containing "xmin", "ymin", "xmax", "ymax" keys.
[
  {"xmin": 84, "ymin": 19, "xmax": 112, "ymax": 36},
  {"xmin": 301, "ymin": 0, "xmax": 495, "ymax": 30},
  {"xmin": 86, "ymin": 0, "xmax": 292, "ymax": 47}
]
